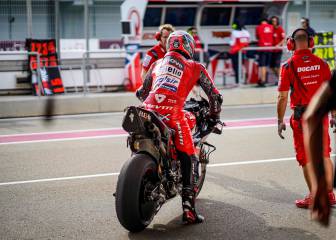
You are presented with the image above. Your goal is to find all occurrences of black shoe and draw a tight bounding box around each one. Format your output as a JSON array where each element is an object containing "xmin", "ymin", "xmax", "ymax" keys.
[
  {"xmin": 256, "ymin": 81, "xmax": 266, "ymax": 88},
  {"xmin": 182, "ymin": 187, "xmax": 204, "ymax": 224}
]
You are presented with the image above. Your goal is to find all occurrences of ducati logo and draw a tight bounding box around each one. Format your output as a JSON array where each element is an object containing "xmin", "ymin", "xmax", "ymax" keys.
[
  {"xmin": 297, "ymin": 65, "xmax": 320, "ymax": 72},
  {"xmin": 155, "ymin": 94, "xmax": 166, "ymax": 103}
]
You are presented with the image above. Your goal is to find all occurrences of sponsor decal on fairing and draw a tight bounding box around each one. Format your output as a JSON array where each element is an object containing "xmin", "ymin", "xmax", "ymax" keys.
[
  {"xmin": 139, "ymin": 110, "xmax": 151, "ymax": 121},
  {"xmin": 156, "ymin": 65, "xmax": 183, "ymax": 78},
  {"xmin": 155, "ymin": 94, "xmax": 166, "ymax": 103},
  {"xmin": 176, "ymin": 122, "xmax": 184, "ymax": 145},
  {"xmin": 153, "ymin": 75, "xmax": 181, "ymax": 92},
  {"xmin": 162, "ymin": 57, "xmax": 184, "ymax": 70}
]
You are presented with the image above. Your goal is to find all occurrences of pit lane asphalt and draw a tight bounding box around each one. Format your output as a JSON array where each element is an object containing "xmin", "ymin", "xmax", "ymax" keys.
[{"xmin": 0, "ymin": 104, "xmax": 335, "ymax": 240}]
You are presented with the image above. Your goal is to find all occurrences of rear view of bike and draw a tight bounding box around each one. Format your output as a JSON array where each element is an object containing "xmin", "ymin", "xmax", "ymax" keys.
[
  {"xmin": 115, "ymin": 101, "xmax": 223, "ymax": 232},
  {"xmin": 115, "ymin": 106, "xmax": 175, "ymax": 232}
]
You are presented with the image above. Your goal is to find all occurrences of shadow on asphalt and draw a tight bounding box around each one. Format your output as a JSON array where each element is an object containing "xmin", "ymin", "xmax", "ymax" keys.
[
  {"xmin": 207, "ymin": 171, "xmax": 303, "ymax": 205},
  {"xmin": 128, "ymin": 198, "xmax": 318, "ymax": 240}
]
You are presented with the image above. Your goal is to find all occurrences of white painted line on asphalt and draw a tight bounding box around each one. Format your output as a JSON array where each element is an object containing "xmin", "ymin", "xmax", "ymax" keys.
[
  {"xmin": 223, "ymin": 124, "xmax": 277, "ymax": 130},
  {"xmin": 0, "ymin": 112, "xmax": 124, "ymax": 122},
  {"xmin": 208, "ymin": 154, "xmax": 335, "ymax": 168},
  {"xmin": 0, "ymin": 120, "xmax": 281, "ymax": 145},
  {"xmin": 0, "ymin": 125, "xmax": 275, "ymax": 146},
  {"xmin": 0, "ymin": 117, "xmax": 283, "ymax": 138},
  {"xmin": 0, "ymin": 173, "xmax": 120, "ymax": 186},
  {"xmin": 0, "ymin": 127, "xmax": 123, "ymax": 137},
  {"xmin": 0, "ymin": 104, "xmax": 278, "ymax": 122},
  {"xmin": 223, "ymin": 103, "xmax": 277, "ymax": 109},
  {"xmin": 223, "ymin": 116, "xmax": 286, "ymax": 123},
  {"xmin": 208, "ymin": 156, "xmax": 295, "ymax": 167},
  {"xmin": 0, "ymin": 134, "xmax": 128, "ymax": 145},
  {"xmin": 0, "ymin": 156, "xmax": 306, "ymax": 187},
  {"xmin": 1, "ymin": 154, "xmax": 333, "ymax": 187}
]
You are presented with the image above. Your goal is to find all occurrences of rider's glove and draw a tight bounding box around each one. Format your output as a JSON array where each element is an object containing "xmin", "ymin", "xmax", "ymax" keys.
[
  {"xmin": 278, "ymin": 120, "xmax": 286, "ymax": 139},
  {"xmin": 330, "ymin": 114, "xmax": 336, "ymax": 133}
]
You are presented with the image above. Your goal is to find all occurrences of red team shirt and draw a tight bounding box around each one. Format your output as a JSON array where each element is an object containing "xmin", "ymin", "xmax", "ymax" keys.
[
  {"xmin": 256, "ymin": 22, "xmax": 274, "ymax": 47},
  {"xmin": 273, "ymin": 26, "xmax": 285, "ymax": 52},
  {"xmin": 142, "ymin": 43, "xmax": 166, "ymax": 72},
  {"xmin": 278, "ymin": 49, "xmax": 331, "ymax": 109}
]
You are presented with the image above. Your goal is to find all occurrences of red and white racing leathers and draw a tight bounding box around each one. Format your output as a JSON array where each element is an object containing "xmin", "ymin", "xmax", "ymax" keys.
[
  {"xmin": 142, "ymin": 43, "xmax": 166, "ymax": 73},
  {"xmin": 278, "ymin": 49, "xmax": 332, "ymax": 166},
  {"xmin": 137, "ymin": 51, "xmax": 222, "ymax": 156}
]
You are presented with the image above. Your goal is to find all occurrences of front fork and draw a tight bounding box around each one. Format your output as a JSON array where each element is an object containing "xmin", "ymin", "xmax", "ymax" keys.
[{"xmin": 198, "ymin": 142, "xmax": 216, "ymax": 164}]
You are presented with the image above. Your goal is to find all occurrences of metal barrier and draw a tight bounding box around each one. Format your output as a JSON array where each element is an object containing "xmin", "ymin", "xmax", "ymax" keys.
[
  {"xmin": 2, "ymin": 45, "xmax": 333, "ymax": 96},
  {"xmin": 82, "ymin": 49, "xmax": 126, "ymax": 95},
  {"xmin": 238, "ymin": 45, "xmax": 336, "ymax": 84},
  {"xmin": 237, "ymin": 46, "xmax": 286, "ymax": 85},
  {"xmin": 58, "ymin": 65, "xmax": 82, "ymax": 93},
  {"xmin": 0, "ymin": 51, "xmax": 42, "ymax": 96}
]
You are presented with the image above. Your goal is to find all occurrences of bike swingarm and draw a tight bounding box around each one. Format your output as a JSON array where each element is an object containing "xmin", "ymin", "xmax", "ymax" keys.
[{"xmin": 131, "ymin": 138, "xmax": 161, "ymax": 164}]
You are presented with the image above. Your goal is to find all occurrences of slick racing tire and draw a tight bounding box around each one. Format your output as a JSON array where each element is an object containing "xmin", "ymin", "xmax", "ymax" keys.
[{"xmin": 115, "ymin": 153, "xmax": 158, "ymax": 232}]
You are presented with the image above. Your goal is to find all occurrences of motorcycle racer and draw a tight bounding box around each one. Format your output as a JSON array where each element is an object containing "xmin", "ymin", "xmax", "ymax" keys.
[{"xmin": 136, "ymin": 30, "xmax": 222, "ymax": 224}]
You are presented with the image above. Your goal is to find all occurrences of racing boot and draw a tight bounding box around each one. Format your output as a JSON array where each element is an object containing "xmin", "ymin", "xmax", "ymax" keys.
[{"xmin": 182, "ymin": 187, "xmax": 204, "ymax": 224}]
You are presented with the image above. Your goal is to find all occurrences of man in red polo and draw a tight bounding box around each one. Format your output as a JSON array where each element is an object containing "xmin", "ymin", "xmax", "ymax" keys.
[
  {"xmin": 141, "ymin": 24, "xmax": 175, "ymax": 80},
  {"xmin": 255, "ymin": 17, "xmax": 274, "ymax": 87},
  {"xmin": 270, "ymin": 16, "xmax": 285, "ymax": 84},
  {"xmin": 277, "ymin": 28, "xmax": 336, "ymax": 208}
]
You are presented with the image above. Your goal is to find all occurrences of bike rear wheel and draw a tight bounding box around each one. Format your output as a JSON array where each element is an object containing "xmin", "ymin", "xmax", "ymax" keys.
[{"xmin": 115, "ymin": 153, "xmax": 158, "ymax": 232}]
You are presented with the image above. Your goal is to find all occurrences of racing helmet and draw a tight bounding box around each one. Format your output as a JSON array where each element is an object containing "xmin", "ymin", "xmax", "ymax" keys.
[{"xmin": 166, "ymin": 30, "xmax": 195, "ymax": 59}]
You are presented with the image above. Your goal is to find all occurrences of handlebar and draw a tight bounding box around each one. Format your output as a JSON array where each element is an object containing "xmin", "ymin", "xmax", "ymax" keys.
[{"xmin": 185, "ymin": 98, "xmax": 224, "ymax": 138}]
